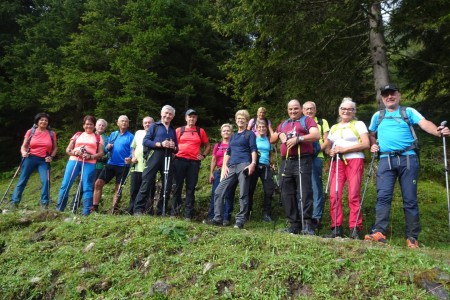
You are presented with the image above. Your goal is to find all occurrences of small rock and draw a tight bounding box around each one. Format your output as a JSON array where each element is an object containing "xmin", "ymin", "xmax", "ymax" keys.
[
  {"xmin": 149, "ymin": 280, "xmax": 171, "ymax": 296},
  {"xmin": 83, "ymin": 242, "xmax": 95, "ymax": 253},
  {"xmin": 203, "ymin": 262, "xmax": 214, "ymax": 274},
  {"xmin": 30, "ymin": 277, "xmax": 41, "ymax": 283}
]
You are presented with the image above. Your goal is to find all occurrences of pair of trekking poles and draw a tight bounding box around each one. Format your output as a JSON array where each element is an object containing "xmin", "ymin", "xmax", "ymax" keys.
[{"xmin": 324, "ymin": 120, "xmax": 450, "ymax": 235}]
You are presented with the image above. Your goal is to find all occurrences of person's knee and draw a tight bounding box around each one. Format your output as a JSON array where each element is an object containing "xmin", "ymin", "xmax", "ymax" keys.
[{"xmin": 94, "ymin": 179, "xmax": 105, "ymax": 190}]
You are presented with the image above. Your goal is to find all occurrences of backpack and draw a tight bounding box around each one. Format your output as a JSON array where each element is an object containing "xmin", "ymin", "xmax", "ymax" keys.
[
  {"xmin": 143, "ymin": 124, "xmax": 160, "ymax": 159},
  {"xmin": 178, "ymin": 126, "xmax": 201, "ymax": 139},
  {"xmin": 330, "ymin": 120, "xmax": 362, "ymax": 143},
  {"xmin": 374, "ymin": 106, "xmax": 419, "ymax": 156},
  {"xmin": 72, "ymin": 131, "xmax": 101, "ymax": 153},
  {"xmin": 281, "ymin": 116, "xmax": 321, "ymax": 157},
  {"xmin": 27, "ymin": 124, "xmax": 55, "ymax": 154}
]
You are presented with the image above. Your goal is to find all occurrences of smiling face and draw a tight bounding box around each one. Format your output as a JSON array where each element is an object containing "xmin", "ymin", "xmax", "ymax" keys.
[
  {"xmin": 257, "ymin": 108, "xmax": 266, "ymax": 120},
  {"xmin": 381, "ymin": 90, "xmax": 401, "ymax": 111},
  {"xmin": 339, "ymin": 102, "xmax": 355, "ymax": 122},
  {"xmin": 221, "ymin": 125, "xmax": 232, "ymax": 140},
  {"xmin": 161, "ymin": 108, "xmax": 174, "ymax": 124},
  {"xmin": 83, "ymin": 120, "xmax": 95, "ymax": 133},
  {"xmin": 96, "ymin": 120, "xmax": 106, "ymax": 134},
  {"xmin": 37, "ymin": 117, "xmax": 49, "ymax": 130},
  {"xmin": 143, "ymin": 117, "xmax": 152, "ymax": 131},
  {"xmin": 235, "ymin": 114, "xmax": 248, "ymax": 129},
  {"xmin": 287, "ymin": 100, "xmax": 302, "ymax": 120},
  {"xmin": 257, "ymin": 123, "xmax": 267, "ymax": 136},
  {"xmin": 302, "ymin": 102, "xmax": 316, "ymax": 118}
]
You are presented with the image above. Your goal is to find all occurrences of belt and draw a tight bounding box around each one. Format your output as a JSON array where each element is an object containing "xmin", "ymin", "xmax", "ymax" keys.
[{"xmin": 282, "ymin": 154, "xmax": 312, "ymax": 160}]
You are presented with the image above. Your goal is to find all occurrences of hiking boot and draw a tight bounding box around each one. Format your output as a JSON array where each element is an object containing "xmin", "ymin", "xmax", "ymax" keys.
[
  {"xmin": 262, "ymin": 215, "xmax": 274, "ymax": 222},
  {"xmin": 322, "ymin": 226, "xmax": 343, "ymax": 238},
  {"xmin": 406, "ymin": 237, "xmax": 419, "ymax": 249},
  {"xmin": 9, "ymin": 202, "xmax": 19, "ymax": 211},
  {"xmin": 233, "ymin": 222, "xmax": 244, "ymax": 229},
  {"xmin": 222, "ymin": 220, "xmax": 230, "ymax": 226},
  {"xmin": 311, "ymin": 218, "xmax": 322, "ymax": 232},
  {"xmin": 349, "ymin": 227, "xmax": 361, "ymax": 240},
  {"xmin": 364, "ymin": 231, "xmax": 387, "ymax": 244},
  {"xmin": 203, "ymin": 219, "xmax": 222, "ymax": 226},
  {"xmin": 301, "ymin": 225, "xmax": 315, "ymax": 236},
  {"xmin": 90, "ymin": 205, "xmax": 99, "ymax": 213}
]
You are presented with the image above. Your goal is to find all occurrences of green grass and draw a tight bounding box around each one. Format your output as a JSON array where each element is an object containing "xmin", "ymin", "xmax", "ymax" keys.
[{"xmin": 0, "ymin": 157, "xmax": 449, "ymax": 299}]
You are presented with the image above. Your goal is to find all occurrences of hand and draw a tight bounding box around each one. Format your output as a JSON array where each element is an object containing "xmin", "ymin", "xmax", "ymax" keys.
[
  {"xmin": 131, "ymin": 157, "xmax": 138, "ymax": 164},
  {"xmin": 286, "ymin": 137, "xmax": 298, "ymax": 149},
  {"xmin": 221, "ymin": 166, "xmax": 229, "ymax": 180},
  {"xmin": 125, "ymin": 157, "xmax": 132, "ymax": 164},
  {"xmin": 22, "ymin": 151, "xmax": 29, "ymax": 158},
  {"xmin": 438, "ymin": 126, "xmax": 450, "ymax": 137},
  {"xmin": 278, "ymin": 132, "xmax": 287, "ymax": 143},
  {"xmin": 209, "ymin": 173, "xmax": 214, "ymax": 184},
  {"xmin": 81, "ymin": 152, "xmax": 90, "ymax": 160},
  {"xmin": 370, "ymin": 144, "xmax": 379, "ymax": 153},
  {"xmin": 45, "ymin": 156, "xmax": 53, "ymax": 163},
  {"xmin": 107, "ymin": 143, "xmax": 113, "ymax": 150},
  {"xmin": 197, "ymin": 153, "xmax": 205, "ymax": 160},
  {"xmin": 247, "ymin": 163, "xmax": 256, "ymax": 176}
]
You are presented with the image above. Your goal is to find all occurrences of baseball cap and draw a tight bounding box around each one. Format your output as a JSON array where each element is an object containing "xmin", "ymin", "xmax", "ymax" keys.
[
  {"xmin": 380, "ymin": 84, "xmax": 399, "ymax": 94},
  {"xmin": 185, "ymin": 109, "xmax": 197, "ymax": 116}
]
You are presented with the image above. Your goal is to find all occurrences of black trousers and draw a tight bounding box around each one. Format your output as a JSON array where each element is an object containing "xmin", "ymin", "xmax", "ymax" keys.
[
  {"xmin": 279, "ymin": 156, "xmax": 313, "ymax": 230},
  {"xmin": 134, "ymin": 149, "xmax": 173, "ymax": 215},
  {"xmin": 248, "ymin": 164, "xmax": 275, "ymax": 217}
]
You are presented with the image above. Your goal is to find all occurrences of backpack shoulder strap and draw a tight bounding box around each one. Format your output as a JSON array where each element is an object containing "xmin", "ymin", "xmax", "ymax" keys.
[
  {"xmin": 196, "ymin": 126, "xmax": 201, "ymax": 137},
  {"xmin": 349, "ymin": 120, "xmax": 362, "ymax": 143},
  {"xmin": 178, "ymin": 126, "xmax": 186, "ymax": 139},
  {"xmin": 317, "ymin": 118, "xmax": 324, "ymax": 139},
  {"xmin": 299, "ymin": 115, "xmax": 309, "ymax": 134},
  {"xmin": 25, "ymin": 124, "xmax": 38, "ymax": 151},
  {"xmin": 400, "ymin": 106, "xmax": 418, "ymax": 142},
  {"xmin": 375, "ymin": 109, "xmax": 387, "ymax": 130}
]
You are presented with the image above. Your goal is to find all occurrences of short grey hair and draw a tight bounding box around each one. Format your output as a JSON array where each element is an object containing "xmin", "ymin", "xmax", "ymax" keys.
[
  {"xmin": 96, "ymin": 119, "xmax": 108, "ymax": 128},
  {"xmin": 161, "ymin": 105, "xmax": 176, "ymax": 115}
]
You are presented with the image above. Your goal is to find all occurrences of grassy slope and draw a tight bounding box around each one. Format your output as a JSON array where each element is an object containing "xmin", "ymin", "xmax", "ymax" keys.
[{"xmin": 0, "ymin": 159, "xmax": 449, "ymax": 299}]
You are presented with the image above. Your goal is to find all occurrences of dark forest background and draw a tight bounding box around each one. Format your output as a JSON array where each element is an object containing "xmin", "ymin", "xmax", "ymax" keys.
[{"xmin": 1, "ymin": 0, "xmax": 449, "ymax": 170}]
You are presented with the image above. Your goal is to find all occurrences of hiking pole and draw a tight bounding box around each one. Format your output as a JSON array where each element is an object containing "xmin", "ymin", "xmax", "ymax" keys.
[
  {"xmin": 439, "ymin": 121, "xmax": 450, "ymax": 232},
  {"xmin": 0, "ymin": 156, "xmax": 26, "ymax": 206},
  {"xmin": 72, "ymin": 157, "xmax": 85, "ymax": 214},
  {"xmin": 59, "ymin": 159, "xmax": 79, "ymax": 210},
  {"xmin": 334, "ymin": 152, "xmax": 340, "ymax": 237},
  {"xmin": 273, "ymin": 145, "xmax": 280, "ymax": 192},
  {"xmin": 162, "ymin": 146, "xmax": 172, "ymax": 216},
  {"xmin": 113, "ymin": 163, "xmax": 132, "ymax": 213},
  {"xmin": 351, "ymin": 151, "xmax": 376, "ymax": 238},
  {"xmin": 46, "ymin": 152, "xmax": 51, "ymax": 206},
  {"xmin": 325, "ymin": 144, "xmax": 336, "ymax": 195},
  {"xmin": 297, "ymin": 145, "xmax": 305, "ymax": 233}
]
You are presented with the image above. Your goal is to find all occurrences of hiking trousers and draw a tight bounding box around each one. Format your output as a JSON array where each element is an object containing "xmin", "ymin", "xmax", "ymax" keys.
[
  {"xmin": 373, "ymin": 155, "xmax": 420, "ymax": 239},
  {"xmin": 311, "ymin": 156, "xmax": 325, "ymax": 220},
  {"xmin": 328, "ymin": 158, "xmax": 364, "ymax": 229},
  {"xmin": 12, "ymin": 155, "xmax": 50, "ymax": 205}
]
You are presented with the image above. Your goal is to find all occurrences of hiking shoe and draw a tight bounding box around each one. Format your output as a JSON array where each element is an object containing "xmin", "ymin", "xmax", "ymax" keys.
[
  {"xmin": 406, "ymin": 237, "xmax": 419, "ymax": 249},
  {"xmin": 90, "ymin": 205, "xmax": 99, "ymax": 213},
  {"xmin": 301, "ymin": 225, "xmax": 315, "ymax": 236},
  {"xmin": 323, "ymin": 227, "xmax": 343, "ymax": 238},
  {"xmin": 9, "ymin": 202, "xmax": 19, "ymax": 211},
  {"xmin": 262, "ymin": 215, "xmax": 274, "ymax": 222},
  {"xmin": 349, "ymin": 227, "xmax": 361, "ymax": 240},
  {"xmin": 222, "ymin": 220, "xmax": 230, "ymax": 226},
  {"xmin": 233, "ymin": 222, "xmax": 244, "ymax": 229},
  {"xmin": 311, "ymin": 218, "xmax": 322, "ymax": 232},
  {"xmin": 364, "ymin": 231, "xmax": 387, "ymax": 244},
  {"xmin": 202, "ymin": 219, "xmax": 222, "ymax": 226}
]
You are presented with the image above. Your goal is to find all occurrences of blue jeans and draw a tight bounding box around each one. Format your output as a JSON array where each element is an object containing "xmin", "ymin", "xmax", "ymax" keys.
[
  {"xmin": 311, "ymin": 157, "xmax": 324, "ymax": 220},
  {"xmin": 56, "ymin": 160, "xmax": 96, "ymax": 216},
  {"xmin": 207, "ymin": 169, "xmax": 236, "ymax": 221},
  {"xmin": 374, "ymin": 155, "xmax": 420, "ymax": 238},
  {"xmin": 12, "ymin": 155, "xmax": 50, "ymax": 205}
]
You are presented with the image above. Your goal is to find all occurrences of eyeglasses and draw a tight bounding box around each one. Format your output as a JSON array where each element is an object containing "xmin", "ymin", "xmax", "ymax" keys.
[
  {"xmin": 303, "ymin": 107, "xmax": 315, "ymax": 111},
  {"xmin": 339, "ymin": 107, "xmax": 355, "ymax": 112}
]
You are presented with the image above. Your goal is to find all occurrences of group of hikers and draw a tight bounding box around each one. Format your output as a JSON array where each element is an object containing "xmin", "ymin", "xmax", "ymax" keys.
[{"xmin": 5, "ymin": 84, "xmax": 450, "ymax": 249}]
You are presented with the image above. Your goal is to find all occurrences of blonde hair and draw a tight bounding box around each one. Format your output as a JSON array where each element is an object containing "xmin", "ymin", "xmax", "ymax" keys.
[
  {"xmin": 221, "ymin": 123, "xmax": 233, "ymax": 131},
  {"xmin": 235, "ymin": 109, "xmax": 250, "ymax": 121}
]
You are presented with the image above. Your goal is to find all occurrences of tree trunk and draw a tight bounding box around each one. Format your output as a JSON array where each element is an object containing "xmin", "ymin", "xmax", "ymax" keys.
[{"xmin": 369, "ymin": 2, "xmax": 389, "ymax": 110}]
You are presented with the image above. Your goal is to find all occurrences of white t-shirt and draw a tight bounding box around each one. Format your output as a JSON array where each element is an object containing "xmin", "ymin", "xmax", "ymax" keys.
[{"xmin": 328, "ymin": 120, "xmax": 367, "ymax": 159}]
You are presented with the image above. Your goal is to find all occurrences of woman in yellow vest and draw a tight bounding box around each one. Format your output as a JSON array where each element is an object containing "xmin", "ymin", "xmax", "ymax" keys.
[{"xmin": 324, "ymin": 98, "xmax": 369, "ymax": 239}]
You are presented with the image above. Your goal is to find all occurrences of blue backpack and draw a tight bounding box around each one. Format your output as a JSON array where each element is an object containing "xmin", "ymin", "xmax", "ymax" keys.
[{"xmin": 281, "ymin": 116, "xmax": 321, "ymax": 157}]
